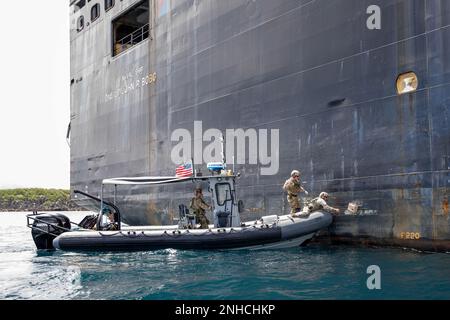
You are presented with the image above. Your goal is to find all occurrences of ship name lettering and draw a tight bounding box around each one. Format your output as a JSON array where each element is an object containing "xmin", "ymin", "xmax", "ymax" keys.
[
  {"xmin": 105, "ymin": 71, "xmax": 157, "ymax": 102},
  {"xmin": 142, "ymin": 72, "xmax": 157, "ymax": 86}
]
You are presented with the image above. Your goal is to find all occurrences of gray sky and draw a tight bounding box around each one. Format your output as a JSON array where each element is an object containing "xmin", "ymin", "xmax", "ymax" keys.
[{"xmin": 0, "ymin": 1, "xmax": 70, "ymax": 189}]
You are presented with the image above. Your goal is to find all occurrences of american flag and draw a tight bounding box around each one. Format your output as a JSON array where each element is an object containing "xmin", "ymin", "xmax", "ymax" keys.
[{"xmin": 175, "ymin": 162, "xmax": 193, "ymax": 178}]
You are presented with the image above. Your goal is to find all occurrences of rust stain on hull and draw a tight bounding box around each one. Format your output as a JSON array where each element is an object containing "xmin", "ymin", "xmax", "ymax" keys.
[
  {"xmin": 314, "ymin": 235, "xmax": 450, "ymax": 253},
  {"xmin": 443, "ymin": 198, "xmax": 449, "ymax": 217}
]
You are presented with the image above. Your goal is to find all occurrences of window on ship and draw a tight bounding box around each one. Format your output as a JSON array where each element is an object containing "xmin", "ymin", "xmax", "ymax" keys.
[
  {"xmin": 105, "ymin": 0, "xmax": 115, "ymax": 12},
  {"xmin": 77, "ymin": 15, "xmax": 85, "ymax": 32},
  {"xmin": 91, "ymin": 3, "xmax": 101, "ymax": 22},
  {"xmin": 74, "ymin": 0, "xmax": 86, "ymax": 13},
  {"xmin": 112, "ymin": 0, "xmax": 149, "ymax": 56}
]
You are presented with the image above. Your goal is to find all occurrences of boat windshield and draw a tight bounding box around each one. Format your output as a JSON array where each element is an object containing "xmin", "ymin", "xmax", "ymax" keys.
[
  {"xmin": 215, "ymin": 183, "xmax": 232, "ymax": 206},
  {"xmin": 73, "ymin": 190, "xmax": 121, "ymax": 221}
]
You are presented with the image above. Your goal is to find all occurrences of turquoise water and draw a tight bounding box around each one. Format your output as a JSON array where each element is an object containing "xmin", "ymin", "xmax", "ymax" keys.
[{"xmin": 0, "ymin": 212, "xmax": 449, "ymax": 300}]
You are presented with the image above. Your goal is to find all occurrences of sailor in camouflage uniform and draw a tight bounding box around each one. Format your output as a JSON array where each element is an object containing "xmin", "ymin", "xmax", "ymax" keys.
[
  {"xmin": 190, "ymin": 188, "xmax": 211, "ymax": 229},
  {"xmin": 307, "ymin": 192, "xmax": 340, "ymax": 215},
  {"xmin": 283, "ymin": 170, "xmax": 308, "ymax": 216}
]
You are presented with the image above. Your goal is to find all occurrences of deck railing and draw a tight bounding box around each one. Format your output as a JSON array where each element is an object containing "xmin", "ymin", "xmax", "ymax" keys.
[{"xmin": 114, "ymin": 23, "xmax": 150, "ymax": 56}]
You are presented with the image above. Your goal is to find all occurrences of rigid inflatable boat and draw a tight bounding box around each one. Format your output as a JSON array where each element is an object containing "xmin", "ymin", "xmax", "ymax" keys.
[
  {"xmin": 28, "ymin": 163, "xmax": 333, "ymax": 252},
  {"xmin": 51, "ymin": 212, "xmax": 331, "ymax": 251}
]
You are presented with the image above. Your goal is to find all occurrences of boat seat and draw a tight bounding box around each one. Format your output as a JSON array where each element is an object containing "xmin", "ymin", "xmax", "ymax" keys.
[
  {"xmin": 179, "ymin": 204, "xmax": 196, "ymax": 228},
  {"xmin": 179, "ymin": 204, "xmax": 189, "ymax": 219},
  {"xmin": 216, "ymin": 211, "xmax": 231, "ymax": 228}
]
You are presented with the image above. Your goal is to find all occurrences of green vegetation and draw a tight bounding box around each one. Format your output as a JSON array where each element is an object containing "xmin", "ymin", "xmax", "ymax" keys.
[
  {"xmin": 0, "ymin": 188, "xmax": 69, "ymax": 202},
  {"xmin": 0, "ymin": 189, "xmax": 81, "ymax": 212}
]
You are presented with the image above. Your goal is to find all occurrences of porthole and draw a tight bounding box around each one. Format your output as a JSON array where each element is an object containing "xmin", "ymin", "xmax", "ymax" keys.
[
  {"xmin": 77, "ymin": 15, "xmax": 85, "ymax": 32},
  {"xmin": 105, "ymin": 0, "xmax": 115, "ymax": 12},
  {"xmin": 91, "ymin": 3, "xmax": 100, "ymax": 22},
  {"xmin": 396, "ymin": 72, "xmax": 418, "ymax": 95}
]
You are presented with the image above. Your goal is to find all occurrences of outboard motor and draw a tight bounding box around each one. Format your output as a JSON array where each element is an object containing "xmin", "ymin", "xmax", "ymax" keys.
[{"xmin": 30, "ymin": 213, "xmax": 71, "ymax": 250}]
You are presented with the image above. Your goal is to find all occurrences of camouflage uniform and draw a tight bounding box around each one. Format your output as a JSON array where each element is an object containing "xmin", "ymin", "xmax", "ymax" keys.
[
  {"xmin": 307, "ymin": 197, "xmax": 339, "ymax": 215},
  {"xmin": 190, "ymin": 196, "xmax": 211, "ymax": 229},
  {"xmin": 283, "ymin": 177, "xmax": 303, "ymax": 215}
]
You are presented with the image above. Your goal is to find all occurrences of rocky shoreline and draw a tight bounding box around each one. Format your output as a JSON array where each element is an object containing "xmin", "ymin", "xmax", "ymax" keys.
[{"xmin": 0, "ymin": 189, "xmax": 83, "ymax": 212}]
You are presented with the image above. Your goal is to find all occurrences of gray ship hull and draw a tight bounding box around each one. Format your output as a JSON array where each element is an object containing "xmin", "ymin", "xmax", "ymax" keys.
[{"xmin": 70, "ymin": 0, "xmax": 450, "ymax": 251}]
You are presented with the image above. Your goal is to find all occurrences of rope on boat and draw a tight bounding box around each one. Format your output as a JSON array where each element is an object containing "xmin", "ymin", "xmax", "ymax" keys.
[
  {"xmin": 134, "ymin": 223, "xmax": 278, "ymax": 238},
  {"xmin": 99, "ymin": 231, "xmax": 121, "ymax": 237}
]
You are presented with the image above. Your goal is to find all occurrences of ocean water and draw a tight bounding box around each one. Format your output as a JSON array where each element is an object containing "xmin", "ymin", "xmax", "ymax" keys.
[{"xmin": 0, "ymin": 212, "xmax": 449, "ymax": 300}]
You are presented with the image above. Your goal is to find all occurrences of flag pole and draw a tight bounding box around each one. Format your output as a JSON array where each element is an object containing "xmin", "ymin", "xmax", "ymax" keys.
[{"xmin": 221, "ymin": 132, "xmax": 226, "ymax": 170}]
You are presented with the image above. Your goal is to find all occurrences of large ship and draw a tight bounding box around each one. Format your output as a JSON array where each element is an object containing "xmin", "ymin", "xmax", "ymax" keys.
[{"xmin": 69, "ymin": 0, "xmax": 449, "ymax": 252}]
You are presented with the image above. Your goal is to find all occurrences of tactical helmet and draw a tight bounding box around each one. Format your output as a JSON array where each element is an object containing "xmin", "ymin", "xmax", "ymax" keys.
[
  {"xmin": 291, "ymin": 170, "xmax": 300, "ymax": 177},
  {"xmin": 320, "ymin": 192, "xmax": 329, "ymax": 199}
]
